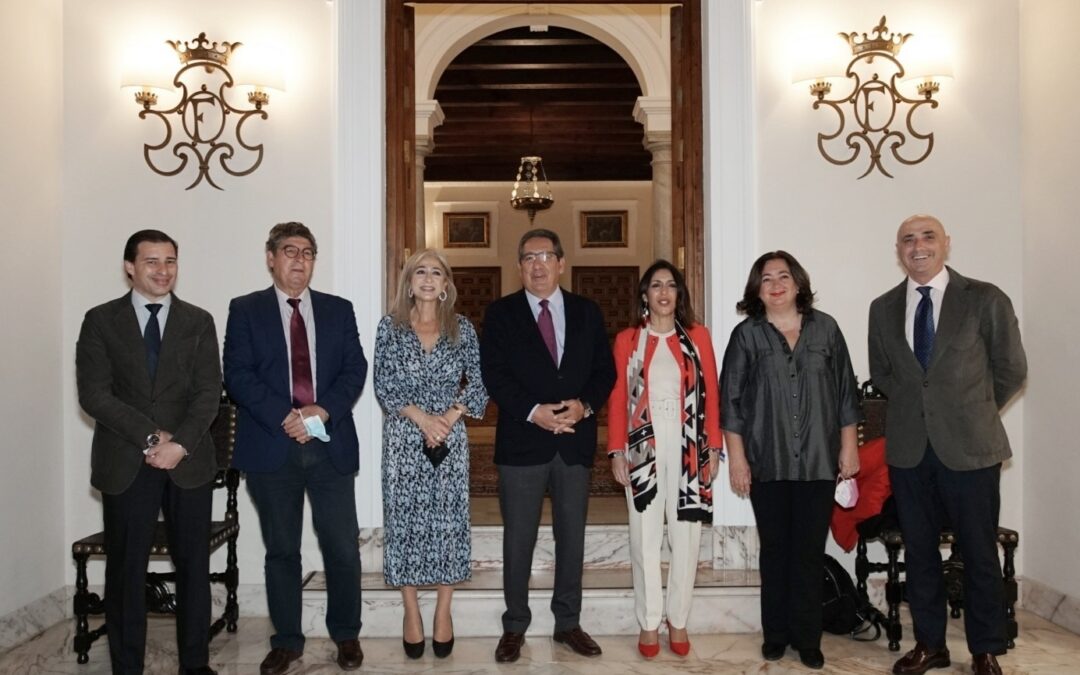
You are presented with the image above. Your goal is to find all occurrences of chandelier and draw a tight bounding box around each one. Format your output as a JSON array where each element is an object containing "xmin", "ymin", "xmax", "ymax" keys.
[{"xmin": 510, "ymin": 156, "xmax": 554, "ymax": 225}]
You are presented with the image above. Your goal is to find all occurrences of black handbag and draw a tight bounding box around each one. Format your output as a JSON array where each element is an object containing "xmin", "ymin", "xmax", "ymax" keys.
[{"xmin": 423, "ymin": 442, "xmax": 450, "ymax": 467}]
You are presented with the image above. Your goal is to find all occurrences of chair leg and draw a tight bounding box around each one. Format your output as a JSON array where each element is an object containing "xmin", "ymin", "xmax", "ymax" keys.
[
  {"xmin": 885, "ymin": 542, "xmax": 903, "ymax": 652},
  {"xmin": 943, "ymin": 543, "xmax": 964, "ymax": 619},
  {"xmin": 225, "ymin": 531, "xmax": 239, "ymax": 633},
  {"xmin": 1002, "ymin": 537, "xmax": 1018, "ymax": 649},
  {"xmin": 855, "ymin": 537, "xmax": 871, "ymax": 604},
  {"xmin": 72, "ymin": 553, "xmax": 94, "ymax": 664}
]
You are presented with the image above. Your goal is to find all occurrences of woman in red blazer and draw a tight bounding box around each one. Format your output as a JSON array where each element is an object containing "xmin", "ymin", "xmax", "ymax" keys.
[{"xmin": 606, "ymin": 260, "xmax": 722, "ymax": 659}]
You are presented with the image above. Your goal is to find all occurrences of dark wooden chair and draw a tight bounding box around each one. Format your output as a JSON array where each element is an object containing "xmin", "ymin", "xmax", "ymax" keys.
[
  {"xmin": 71, "ymin": 393, "xmax": 240, "ymax": 664},
  {"xmin": 854, "ymin": 382, "xmax": 1019, "ymax": 652}
]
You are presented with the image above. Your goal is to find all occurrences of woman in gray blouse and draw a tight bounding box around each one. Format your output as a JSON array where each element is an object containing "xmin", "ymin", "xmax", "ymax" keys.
[{"xmin": 719, "ymin": 251, "xmax": 860, "ymax": 671}]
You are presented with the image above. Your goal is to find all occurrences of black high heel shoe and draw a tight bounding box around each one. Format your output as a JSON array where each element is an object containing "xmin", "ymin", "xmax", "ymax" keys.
[
  {"xmin": 403, "ymin": 617, "xmax": 425, "ymax": 659},
  {"xmin": 432, "ymin": 616, "xmax": 454, "ymax": 658}
]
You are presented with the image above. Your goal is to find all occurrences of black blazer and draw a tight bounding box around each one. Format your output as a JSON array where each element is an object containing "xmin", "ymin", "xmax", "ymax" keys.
[
  {"xmin": 76, "ymin": 292, "xmax": 222, "ymax": 495},
  {"xmin": 480, "ymin": 289, "xmax": 615, "ymax": 467}
]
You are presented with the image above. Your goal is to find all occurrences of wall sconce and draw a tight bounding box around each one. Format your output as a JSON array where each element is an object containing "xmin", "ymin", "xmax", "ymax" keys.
[
  {"xmin": 121, "ymin": 33, "xmax": 282, "ymax": 190},
  {"xmin": 796, "ymin": 17, "xmax": 950, "ymax": 179}
]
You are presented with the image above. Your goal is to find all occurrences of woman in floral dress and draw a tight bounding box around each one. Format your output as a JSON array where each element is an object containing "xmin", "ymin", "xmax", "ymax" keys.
[{"xmin": 374, "ymin": 248, "xmax": 487, "ymax": 659}]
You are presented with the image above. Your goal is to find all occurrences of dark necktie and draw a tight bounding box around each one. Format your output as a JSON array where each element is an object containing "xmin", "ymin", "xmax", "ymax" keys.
[
  {"xmin": 538, "ymin": 298, "xmax": 559, "ymax": 366},
  {"xmin": 914, "ymin": 286, "xmax": 935, "ymax": 371},
  {"xmin": 287, "ymin": 298, "xmax": 315, "ymax": 407},
  {"xmin": 144, "ymin": 303, "xmax": 162, "ymax": 381}
]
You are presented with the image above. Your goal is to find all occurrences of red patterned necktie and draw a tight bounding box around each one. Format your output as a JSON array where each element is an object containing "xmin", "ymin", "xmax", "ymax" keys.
[
  {"xmin": 287, "ymin": 298, "xmax": 314, "ymax": 407},
  {"xmin": 538, "ymin": 298, "xmax": 558, "ymax": 366}
]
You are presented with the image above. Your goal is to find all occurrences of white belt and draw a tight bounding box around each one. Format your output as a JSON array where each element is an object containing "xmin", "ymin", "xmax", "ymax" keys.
[{"xmin": 650, "ymin": 399, "xmax": 681, "ymax": 420}]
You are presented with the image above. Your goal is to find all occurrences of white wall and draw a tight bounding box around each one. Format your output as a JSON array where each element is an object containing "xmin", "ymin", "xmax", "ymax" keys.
[
  {"xmin": 60, "ymin": 0, "xmax": 342, "ymax": 585},
  {"xmin": 748, "ymin": 0, "xmax": 1026, "ymax": 559},
  {"xmin": 1020, "ymin": 0, "xmax": 1080, "ymax": 600},
  {"xmin": 0, "ymin": 0, "xmax": 66, "ymax": 618}
]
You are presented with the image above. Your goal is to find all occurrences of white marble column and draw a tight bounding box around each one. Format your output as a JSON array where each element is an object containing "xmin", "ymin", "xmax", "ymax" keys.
[
  {"xmin": 633, "ymin": 96, "xmax": 674, "ymax": 261},
  {"xmin": 415, "ymin": 100, "xmax": 445, "ymax": 253}
]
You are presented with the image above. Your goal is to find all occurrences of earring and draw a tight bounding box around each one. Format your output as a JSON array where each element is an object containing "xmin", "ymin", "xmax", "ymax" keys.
[
  {"xmin": 438, "ymin": 290, "xmax": 448, "ymax": 302},
  {"xmin": 642, "ymin": 305, "xmax": 650, "ymax": 319},
  {"xmin": 407, "ymin": 288, "xmax": 414, "ymax": 298}
]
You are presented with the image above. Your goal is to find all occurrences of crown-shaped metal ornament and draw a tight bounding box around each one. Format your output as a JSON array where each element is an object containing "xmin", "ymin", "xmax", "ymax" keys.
[
  {"xmin": 166, "ymin": 32, "xmax": 240, "ymax": 67},
  {"xmin": 840, "ymin": 16, "xmax": 911, "ymax": 57}
]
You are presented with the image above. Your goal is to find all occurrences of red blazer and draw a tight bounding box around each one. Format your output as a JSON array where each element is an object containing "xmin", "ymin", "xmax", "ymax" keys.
[{"xmin": 606, "ymin": 323, "xmax": 722, "ymax": 454}]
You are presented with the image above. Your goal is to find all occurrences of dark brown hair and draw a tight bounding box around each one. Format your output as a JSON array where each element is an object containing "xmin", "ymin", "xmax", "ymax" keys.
[
  {"xmin": 638, "ymin": 259, "xmax": 696, "ymax": 326},
  {"xmin": 517, "ymin": 228, "xmax": 564, "ymax": 260},
  {"xmin": 266, "ymin": 222, "xmax": 317, "ymax": 255},
  {"xmin": 123, "ymin": 230, "xmax": 177, "ymax": 279},
  {"xmin": 736, "ymin": 250, "xmax": 815, "ymax": 317}
]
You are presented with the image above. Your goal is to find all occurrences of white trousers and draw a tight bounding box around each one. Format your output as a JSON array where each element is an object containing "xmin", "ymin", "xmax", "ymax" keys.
[{"xmin": 626, "ymin": 411, "xmax": 702, "ymax": 631}]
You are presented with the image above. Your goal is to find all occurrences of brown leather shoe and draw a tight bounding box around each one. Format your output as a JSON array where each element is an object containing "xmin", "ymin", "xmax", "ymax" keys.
[
  {"xmin": 552, "ymin": 626, "xmax": 603, "ymax": 657},
  {"xmin": 892, "ymin": 642, "xmax": 951, "ymax": 674},
  {"xmin": 335, "ymin": 639, "xmax": 363, "ymax": 670},
  {"xmin": 971, "ymin": 654, "xmax": 1003, "ymax": 675},
  {"xmin": 495, "ymin": 631, "xmax": 525, "ymax": 662},
  {"xmin": 259, "ymin": 647, "xmax": 302, "ymax": 675}
]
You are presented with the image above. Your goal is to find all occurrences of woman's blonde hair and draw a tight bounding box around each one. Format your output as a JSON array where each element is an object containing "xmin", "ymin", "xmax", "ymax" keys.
[{"xmin": 390, "ymin": 248, "xmax": 460, "ymax": 343}]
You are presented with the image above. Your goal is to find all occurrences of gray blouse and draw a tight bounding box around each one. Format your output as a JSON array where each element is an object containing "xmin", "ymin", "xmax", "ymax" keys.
[{"xmin": 720, "ymin": 309, "xmax": 859, "ymax": 482}]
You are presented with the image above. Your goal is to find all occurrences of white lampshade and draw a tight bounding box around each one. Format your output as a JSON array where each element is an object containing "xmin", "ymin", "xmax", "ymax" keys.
[
  {"xmin": 899, "ymin": 38, "xmax": 953, "ymax": 83},
  {"xmin": 120, "ymin": 40, "xmax": 177, "ymax": 93},
  {"xmin": 232, "ymin": 44, "xmax": 286, "ymax": 93},
  {"xmin": 790, "ymin": 32, "xmax": 849, "ymax": 85}
]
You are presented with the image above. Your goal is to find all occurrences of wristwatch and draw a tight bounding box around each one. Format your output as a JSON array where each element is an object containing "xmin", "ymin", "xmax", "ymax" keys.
[
  {"xmin": 144, "ymin": 432, "xmax": 161, "ymax": 455},
  {"xmin": 581, "ymin": 401, "xmax": 594, "ymax": 419}
]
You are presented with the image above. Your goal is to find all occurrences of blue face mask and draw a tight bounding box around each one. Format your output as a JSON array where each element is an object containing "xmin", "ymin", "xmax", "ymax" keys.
[{"xmin": 303, "ymin": 414, "xmax": 330, "ymax": 442}]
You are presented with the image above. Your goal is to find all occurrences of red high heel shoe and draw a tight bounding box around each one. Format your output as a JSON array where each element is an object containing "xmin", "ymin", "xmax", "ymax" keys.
[
  {"xmin": 667, "ymin": 621, "xmax": 691, "ymax": 656},
  {"xmin": 638, "ymin": 629, "xmax": 660, "ymax": 659}
]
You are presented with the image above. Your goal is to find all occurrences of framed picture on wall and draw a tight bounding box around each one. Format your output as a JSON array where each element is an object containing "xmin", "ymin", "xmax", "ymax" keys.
[
  {"xmin": 580, "ymin": 210, "xmax": 628, "ymax": 248},
  {"xmin": 443, "ymin": 212, "xmax": 490, "ymax": 248}
]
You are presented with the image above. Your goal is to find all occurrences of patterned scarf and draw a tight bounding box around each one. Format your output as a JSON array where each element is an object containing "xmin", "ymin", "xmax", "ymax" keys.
[{"xmin": 625, "ymin": 322, "xmax": 713, "ymax": 521}]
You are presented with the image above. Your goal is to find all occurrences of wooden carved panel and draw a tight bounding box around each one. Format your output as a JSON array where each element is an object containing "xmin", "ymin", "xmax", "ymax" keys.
[
  {"xmin": 571, "ymin": 266, "xmax": 640, "ymax": 342},
  {"xmin": 453, "ymin": 266, "xmax": 501, "ymax": 337}
]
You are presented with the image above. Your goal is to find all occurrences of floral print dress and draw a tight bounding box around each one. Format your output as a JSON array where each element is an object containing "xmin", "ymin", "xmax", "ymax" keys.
[{"xmin": 374, "ymin": 314, "xmax": 488, "ymax": 586}]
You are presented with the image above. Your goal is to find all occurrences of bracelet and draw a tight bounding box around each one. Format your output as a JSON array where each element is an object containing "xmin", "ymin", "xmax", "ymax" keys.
[{"xmin": 607, "ymin": 450, "xmax": 627, "ymax": 459}]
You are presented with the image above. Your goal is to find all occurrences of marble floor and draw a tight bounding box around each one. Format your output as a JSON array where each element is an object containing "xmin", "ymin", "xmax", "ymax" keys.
[{"xmin": 2, "ymin": 609, "xmax": 1078, "ymax": 674}]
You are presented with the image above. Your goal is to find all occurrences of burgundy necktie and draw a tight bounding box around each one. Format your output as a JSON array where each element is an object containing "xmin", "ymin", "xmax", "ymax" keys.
[
  {"xmin": 287, "ymin": 298, "xmax": 314, "ymax": 407},
  {"xmin": 538, "ymin": 298, "xmax": 559, "ymax": 366}
]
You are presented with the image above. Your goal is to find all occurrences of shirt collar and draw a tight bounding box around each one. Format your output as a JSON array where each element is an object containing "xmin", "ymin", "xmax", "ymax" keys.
[
  {"xmin": 274, "ymin": 285, "xmax": 312, "ymax": 307},
  {"xmin": 906, "ymin": 267, "xmax": 950, "ymax": 296},
  {"xmin": 525, "ymin": 286, "xmax": 564, "ymax": 312},
  {"xmin": 131, "ymin": 289, "xmax": 172, "ymax": 310}
]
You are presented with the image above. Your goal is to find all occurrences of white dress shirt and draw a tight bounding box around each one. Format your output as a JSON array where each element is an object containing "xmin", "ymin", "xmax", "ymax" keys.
[
  {"xmin": 274, "ymin": 285, "xmax": 318, "ymax": 401},
  {"xmin": 131, "ymin": 290, "xmax": 171, "ymax": 337},
  {"xmin": 905, "ymin": 267, "xmax": 950, "ymax": 352},
  {"xmin": 524, "ymin": 286, "xmax": 566, "ymax": 365}
]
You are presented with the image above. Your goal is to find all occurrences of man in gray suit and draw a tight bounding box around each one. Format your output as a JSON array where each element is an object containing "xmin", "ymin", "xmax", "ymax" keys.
[
  {"xmin": 77, "ymin": 229, "xmax": 221, "ymax": 675},
  {"xmin": 868, "ymin": 215, "xmax": 1026, "ymax": 675}
]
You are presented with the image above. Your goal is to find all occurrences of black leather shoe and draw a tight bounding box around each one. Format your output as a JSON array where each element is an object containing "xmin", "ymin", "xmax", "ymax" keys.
[
  {"xmin": 761, "ymin": 642, "xmax": 785, "ymax": 661},
  {"xmin": 335, "ymin": 639, "xmax": 363, "ymax": 670},
  {"xmin": 552, "ymin": 627, "xmax": 602, "ymax": 657},
  {"xmin": 495, "ymin": 632, "xmax": 525, "ymax": 663},
  {"xmin": 181, "ymin": 668, "xmax": 217, "ymax": 675},
  {"xmin": 799, "ymin": 648, "xmax": 825, "ymax": 669},
  {"xmin": 971, "ymin": 653, "xmax": 1003, "ymax": 675},
  {"xmin": 892, "ymin": 642, "xmax": 951, "ymax": 674},
  {"xmin": 259, "ymin": 648, "xmax": 302, "ymax": 675}
]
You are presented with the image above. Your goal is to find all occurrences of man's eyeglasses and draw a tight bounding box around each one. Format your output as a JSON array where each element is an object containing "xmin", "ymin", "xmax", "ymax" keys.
[
  {"xmin": 520, "ymin": 251, "xmax": 559, "ymax": 264},
  {"xmin": 281, "ymin": 244, "xmax": 316, "ymax": 261}
]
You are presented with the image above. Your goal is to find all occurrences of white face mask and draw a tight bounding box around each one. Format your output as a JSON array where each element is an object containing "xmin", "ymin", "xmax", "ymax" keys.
[
  {"xmin": 303, "ymin": 414, "xmax": 330, "ymax": 442},
  {"xmin": 834, "ymin": 476, "xmax": 859, "ymax": 509}
]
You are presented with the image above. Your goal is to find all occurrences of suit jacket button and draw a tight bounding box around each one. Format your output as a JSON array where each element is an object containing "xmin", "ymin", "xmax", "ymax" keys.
[{"xmin": 922, "ymin": 380, "xmax": 929, "ymax": 387}]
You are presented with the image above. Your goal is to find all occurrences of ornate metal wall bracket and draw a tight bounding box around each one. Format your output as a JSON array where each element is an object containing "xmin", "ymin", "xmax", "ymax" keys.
[
  {"xmin": 806, "ymin": 17, "xmax": 941, "ymax": 179},
  {"xmin": 130, "ymin": 33, "xmax": 270, "ymax": 190}
]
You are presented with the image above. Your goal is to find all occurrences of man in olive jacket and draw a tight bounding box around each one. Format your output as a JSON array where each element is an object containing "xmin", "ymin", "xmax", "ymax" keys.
[
  {"xmin": 76, "ymin": 229, "xmax": 221, "ymax": 675},
  {"xmin": 868, "ymin": 215, "xmax": 1026, "ymax": 675}
]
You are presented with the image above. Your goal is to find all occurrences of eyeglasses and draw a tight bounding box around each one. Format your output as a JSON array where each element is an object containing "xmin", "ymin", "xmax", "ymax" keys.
[
  {"xmin": 281, "ymin": 244, "xmax": 316, "ymax": 261},
  {"xmin": 520, "ymin": 251, "xmax": 559, "ymax": 264}
]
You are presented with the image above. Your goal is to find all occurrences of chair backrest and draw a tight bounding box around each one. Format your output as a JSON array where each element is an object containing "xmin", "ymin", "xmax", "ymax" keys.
[
  {"xmin": 208, "ymin": 391, "xmax": 240, "ymax": 521},
  {"xmin": 858, "ymin": 380, "xmax": 886, "ymax": 445}
]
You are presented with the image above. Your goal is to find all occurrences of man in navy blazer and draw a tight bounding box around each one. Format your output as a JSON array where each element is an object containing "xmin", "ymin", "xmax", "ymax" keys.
[
  {"xmin": 481, "ymin": 229, "xmax": 616, "ymax": 662},
  {"xmin": 224, "ymin": 222, "xmax": 368, "ymax": 675},
  {"xmin": 869, "ymin": 215, "xmax": 1026, "ymax": 675}
]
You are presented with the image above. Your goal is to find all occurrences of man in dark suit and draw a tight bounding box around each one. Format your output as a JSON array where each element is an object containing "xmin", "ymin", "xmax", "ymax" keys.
[
  {"xmin": 223, "ymin": 222, "xmax": 368, "ymax": 675},
  {"xmin": 76, "ymin": 229, "xmax": 221, "ymax": 675},
  {"xmin": 869, "ymin": 215, "xmax": 1027, "ymax": 675},
  {"xmin": 481, "ymin": 228, "xmax": 616, "ymax": 663}
]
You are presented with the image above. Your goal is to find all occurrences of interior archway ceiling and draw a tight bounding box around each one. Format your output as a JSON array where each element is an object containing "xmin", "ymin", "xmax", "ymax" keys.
[{"xmin": 426, "ymin": 26, "xmax": 652, "ymax": 182}]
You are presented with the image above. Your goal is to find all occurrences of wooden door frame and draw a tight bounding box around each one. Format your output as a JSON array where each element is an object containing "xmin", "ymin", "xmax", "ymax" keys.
[{"xmin": 385, "ymin": 0, "xmax": 705, "ymax": 309}]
